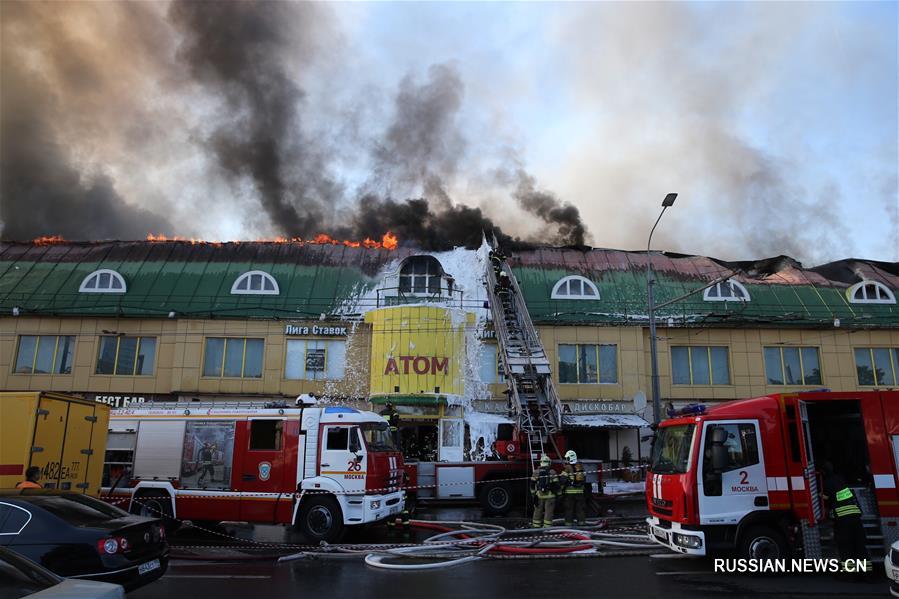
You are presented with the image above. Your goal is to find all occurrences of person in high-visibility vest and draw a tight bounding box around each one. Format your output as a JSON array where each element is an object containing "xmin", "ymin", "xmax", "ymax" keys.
[
  {"xmin": 531, "ymin": 454, "xmax": 559, "ymax": 528},
  {"xmin": 559, "ymin": 450, "xmax": 587, "ymax": 526},
  {"xmin": 820, "ymin": 461, "xmax": 871, "ymax": 577},
  {"xmin": 16, "ymin": 466, "xmax": 41, "ymax": 489}
]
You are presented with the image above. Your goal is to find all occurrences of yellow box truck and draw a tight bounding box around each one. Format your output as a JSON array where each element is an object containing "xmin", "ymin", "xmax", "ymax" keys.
[{"xmin": 0, "ymin": 392, "xmax": 110, "ymax": 494}]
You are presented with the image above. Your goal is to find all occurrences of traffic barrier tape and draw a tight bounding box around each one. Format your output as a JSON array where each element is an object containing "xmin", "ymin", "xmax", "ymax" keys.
[{"xmin": 105, "ymin": 463, "xmax": 648, "ymax": 501}]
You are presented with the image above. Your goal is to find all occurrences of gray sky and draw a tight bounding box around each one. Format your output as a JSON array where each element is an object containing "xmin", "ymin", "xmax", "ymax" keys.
[{"xmin": 1, "ymin": 1, "xmax": 896, "ymax": 263}]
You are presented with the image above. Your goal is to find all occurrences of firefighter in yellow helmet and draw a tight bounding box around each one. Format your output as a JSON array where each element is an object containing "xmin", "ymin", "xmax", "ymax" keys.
[
  {"xmin": 531, "ymin": 454, "xmax": 559, "ymax": 528},
  {"xmin": 560, "ymin": 449, "xmax": 587, "ymax": 526}
]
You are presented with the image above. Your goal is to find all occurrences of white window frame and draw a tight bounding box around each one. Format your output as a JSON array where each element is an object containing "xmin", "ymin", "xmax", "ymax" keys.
[
  {"xmin": 848, "ymin": 281, "xmax": 896, "ymax": 305},
  {"xmin": 703, "ymin": 279, "xmax": 750, "ymax": 302},
  {"xmin": 398, "ymin": 256, "xmax": 445, "ymax": 297},
  {"xmin": 79, "ymin": 269, "xmax": 127, "ymax": 293},
  {"xmin": 231, "ymin": 270, "xmax": 280, "ymax": 295},
  {"xmin": 550, "ymin": 275, "xmax": 600, "ymax": 300}
]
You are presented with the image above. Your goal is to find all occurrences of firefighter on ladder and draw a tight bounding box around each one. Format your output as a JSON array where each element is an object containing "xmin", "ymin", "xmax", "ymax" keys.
[
  {"xmin": 560, "ymin": 450, "xmax": 587, "ymax": 526},
  {"xmin": 820, "ymin": 461, "xmax": 871, "ymax": 578},
  {"xmin": 531, "ymin": 454, "xmax": 559, "ymax": 528}
]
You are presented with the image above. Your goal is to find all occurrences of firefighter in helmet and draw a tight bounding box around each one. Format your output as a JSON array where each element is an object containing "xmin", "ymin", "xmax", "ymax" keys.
[
  {"xmin": 531, "ymin": 454, "xmax": 559, "ymax": 528},
  {"xmin": 379, "ymin": 402, "xmax": 401, "ymax": 446},
  {"xmin": 820, "ymin": 460, "xmax": 871, "ymax": 577},
  {"xmin": 559, "ymin": 449, "xmax": 587, "ymax": 526}
]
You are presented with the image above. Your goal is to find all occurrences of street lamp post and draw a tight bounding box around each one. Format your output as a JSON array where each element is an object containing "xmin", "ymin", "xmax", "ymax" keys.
[{"xmin": 648, "ymin": 193, "xmax": 678, "ymax": 425}]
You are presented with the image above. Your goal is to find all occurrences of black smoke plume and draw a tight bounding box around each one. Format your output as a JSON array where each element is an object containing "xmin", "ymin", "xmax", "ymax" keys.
[
  {"xmin": 512, "ymin": 170, "xmax": 587, "ymax": 246},
  {"xmin": 334, "ymin": 195, "xmax": 531, "ymax": 250},
  {"xmin": 0, "ymin": 2, "xmax": 172, "ymax": 240},
  {"xmin": 168, "ymin": 0, "xmax": 340, "ymax": 237}
]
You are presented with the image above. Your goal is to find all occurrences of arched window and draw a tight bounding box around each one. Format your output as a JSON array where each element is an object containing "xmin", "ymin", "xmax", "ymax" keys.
[
  {"xmin": 399, "ymin": 256, "xmax": 445, "ymax": 295},
  {"xmin": 79, "ymin": 269, "xmax": 127, "ymax": 293},
  {"xmin": 551, "ymin": 275, "xmax": 599, "ymax": 300},
  {"xmin": 703, "ymin": 279, "xmax": 750, "ymax": 302},
  {"xmin": 231, "ymin": 271, "xmax": 279, "ymax": 295},
  {"xmin": 848, "ymin": 281, "xmax": 896, "ymax": 304}
]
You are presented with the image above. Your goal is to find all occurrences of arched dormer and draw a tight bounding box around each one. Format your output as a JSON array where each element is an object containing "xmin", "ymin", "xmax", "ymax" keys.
[
  {"xmin": 551, "ymin": 275, "xmax": 599, "ymax": 300},
  {"xmin": 703, "ymin": 279, "xmax": 750, "ymax": 302},
  {"xmin": 848, "ymin": 281, "xmax": 895, "ymax": 304},
  {"xmin": 398, "ymin": 255, "xmax": 451, "ymax": 296},
  {"xmin": 79, "ymin": 269, "xmax": 126, "ymax": 293},
  {"xmin": 231, "ymin": 271, "xmax": 279, "ymax": 295}
]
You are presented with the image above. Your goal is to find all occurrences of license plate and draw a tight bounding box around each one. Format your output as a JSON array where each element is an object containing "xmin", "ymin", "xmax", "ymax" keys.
[
  {"xmin": 138, "ymin": 559, "xmax": 160, "ymax": 575},
  {"xmin": 653, "ymin": 528, "xmax": 667, "ymax": 543}
]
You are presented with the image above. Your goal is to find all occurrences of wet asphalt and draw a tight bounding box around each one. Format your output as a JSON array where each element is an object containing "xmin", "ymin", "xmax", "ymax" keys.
[{"xmin": 128, "ymin": 500, "xmax": 891, "ymax": 599}]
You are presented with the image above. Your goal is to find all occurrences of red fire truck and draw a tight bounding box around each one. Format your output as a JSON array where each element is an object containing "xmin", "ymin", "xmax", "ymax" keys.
[
  {"xmin": 646, "ymin": 391, "xmax": 899, "ymax": 559},
  {"xmin": 102, "ymin": 401, "xmax": 404, "ymax": 542}
]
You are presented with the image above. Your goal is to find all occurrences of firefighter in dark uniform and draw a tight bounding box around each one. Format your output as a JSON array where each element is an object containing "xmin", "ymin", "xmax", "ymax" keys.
[
  {"xmin": 820, "ymin": 461, "xmax": 871, "ymax": 577},
  {"xmin": 560, "ymin": 450, "xmax": 587, "ymax": 526},
  {"xmin": 531, "ymin": 454, "xmax": 559, "ymax": 528},
  {"xmin": 379, "ymin": 402, "xmax": 401, "ymax": 446}
]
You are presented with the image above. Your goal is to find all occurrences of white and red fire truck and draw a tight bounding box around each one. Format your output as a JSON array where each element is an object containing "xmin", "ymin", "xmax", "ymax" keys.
[
  {"xmin": 646, "ymin": 391, "xmax": 899, "ymax": 559},
  {"xmin": 101, "ymin": 401, "xmax": 404, "ymax": 542}
]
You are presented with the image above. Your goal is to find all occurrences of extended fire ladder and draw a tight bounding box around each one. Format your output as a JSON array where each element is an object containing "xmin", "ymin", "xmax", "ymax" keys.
[{"xmin": 484, "ymin": 239, "xmax": 564, "ymax": 461}]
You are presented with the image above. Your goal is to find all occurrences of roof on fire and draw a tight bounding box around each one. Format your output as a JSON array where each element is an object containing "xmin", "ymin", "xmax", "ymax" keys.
[{"xmin": 0, "ymin": 240, "xmax": 896, "ymax": 328}]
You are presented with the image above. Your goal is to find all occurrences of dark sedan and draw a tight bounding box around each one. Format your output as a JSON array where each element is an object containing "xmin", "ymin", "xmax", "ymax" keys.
[{"xmin": 0, "ymin": 490, "xmax": 168, "ymax": 591}]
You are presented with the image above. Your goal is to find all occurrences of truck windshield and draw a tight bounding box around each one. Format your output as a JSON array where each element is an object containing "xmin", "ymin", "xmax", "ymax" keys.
[
  {"xmin": 361, "ymin": 422, "xmax": 396, "ymax": 451},
  {"xmin": 650, "ymin": 424, "xmax": 695, "ymax": 474}
]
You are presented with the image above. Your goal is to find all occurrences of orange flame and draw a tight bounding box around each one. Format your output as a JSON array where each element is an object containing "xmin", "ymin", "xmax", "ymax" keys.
[
  {"xmin": 32, "ymin": 235, "xmax": 66, "ymax": 245},
  {"xmin": 381, "ymin": 231, "xmax": 398, "ymax": 250},
  {"xmin": 143, "ymin": 231, "xmax": 398, "ymax": 250}
]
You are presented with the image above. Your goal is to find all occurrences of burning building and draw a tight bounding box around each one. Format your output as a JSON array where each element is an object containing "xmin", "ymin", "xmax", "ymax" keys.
[{"xmin": 0, "ymin": 237, "xmax": 897, "ymax": 465}]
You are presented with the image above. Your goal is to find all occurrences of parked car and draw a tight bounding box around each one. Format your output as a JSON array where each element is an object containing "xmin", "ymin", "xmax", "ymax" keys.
[
  {"xmin": 886, "ymin": 540, "xmax": 899, "ymax": 597},
  {"xmin": 0, "ymin": 546, "xmax": 123, "ymax": 598},
  {"xmin": 0, "ymin": 490, "xmax": 168, "ymax": 591}
]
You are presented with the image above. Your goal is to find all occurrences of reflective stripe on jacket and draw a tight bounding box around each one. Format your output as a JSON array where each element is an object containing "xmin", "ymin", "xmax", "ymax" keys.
[
  {"xmin": 561, "ymin": 464, "xmax": 586, "ymax": 494},
  {"xmin": 832, "ymin": 486, "xmax": 862, "ymax": 518}
]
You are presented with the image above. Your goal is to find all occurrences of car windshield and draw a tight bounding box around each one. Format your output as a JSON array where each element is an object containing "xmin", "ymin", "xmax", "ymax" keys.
[
  {"xmin": 650, "ymin": 424, "xmax": 696, "ymax": 474},
  {"xmin": 24, "ymin": 494, "xmax": 129, "ymax": 527},
  {"xmin": 0, "ymin": 548, "xmax": 60, "ymax": 596},
  {"xmin": 361, "ymin": 422, "xmax": 396, "ymax": 451}
]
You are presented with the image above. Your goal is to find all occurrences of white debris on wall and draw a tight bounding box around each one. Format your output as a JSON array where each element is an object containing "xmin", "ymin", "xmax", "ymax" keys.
[{"xmin": 465, "ymin": 411, "xmax": 513, "ymax": 461}]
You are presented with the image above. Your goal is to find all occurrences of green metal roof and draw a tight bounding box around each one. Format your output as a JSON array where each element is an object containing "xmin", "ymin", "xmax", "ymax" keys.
[{"xmin": 1, "ymin": 241, "xmax": 897, "ymax": 329}]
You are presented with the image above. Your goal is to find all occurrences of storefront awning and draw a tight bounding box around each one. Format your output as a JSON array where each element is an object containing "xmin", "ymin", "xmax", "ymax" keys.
[{"xmin": 562, "ymin": 414, "xmax": 649, "ymax": 429}]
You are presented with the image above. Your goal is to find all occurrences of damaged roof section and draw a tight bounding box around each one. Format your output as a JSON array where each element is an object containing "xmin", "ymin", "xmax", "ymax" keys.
[
  {"xmin": 0, "ymin": 241, "xmax": 896, "ymax": 328},
  {"xmin": 509, "ymin": 248, "xmax": 898, "ymax": 328}
]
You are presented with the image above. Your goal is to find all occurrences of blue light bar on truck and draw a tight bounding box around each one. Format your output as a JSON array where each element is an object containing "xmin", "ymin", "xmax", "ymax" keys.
[{"xmin": 666, "ymin": 403, "xmax": 707, "ymax": 418}]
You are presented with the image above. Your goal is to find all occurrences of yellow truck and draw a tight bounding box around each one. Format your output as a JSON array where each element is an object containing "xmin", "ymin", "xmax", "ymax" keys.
[{"xmin": 0, "ymin": 392, "xmax": 110, "ymax": 494}]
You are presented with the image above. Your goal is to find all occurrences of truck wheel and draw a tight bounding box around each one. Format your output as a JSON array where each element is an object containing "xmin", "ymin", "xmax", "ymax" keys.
[
  {"xmin": 480, "ymin": 481, "xmax": 514, "ymax": 516},
  {"xmin": 739, "ymin": 525, "xmax": 788, "ymax": 559},
  {"xmin": 296, "ymin": 496, "xmax": 345, "ymax": 543},
  {"xmin": 131, "ymin": 492, "xmax": 179, "ymax": 533}
]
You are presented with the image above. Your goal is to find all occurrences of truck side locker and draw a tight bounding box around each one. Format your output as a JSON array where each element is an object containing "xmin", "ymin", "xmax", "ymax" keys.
[
  {"xmin": 59, "ymin": 399, "xmax": 95, "ymax": 492},
  {"xmin": 31, "ymin": 395, "xmax": 70, "ymax": 489}
]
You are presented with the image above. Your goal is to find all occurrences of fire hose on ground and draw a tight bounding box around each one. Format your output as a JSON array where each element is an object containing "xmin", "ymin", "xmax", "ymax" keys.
[{"xmin": 277, "ymin": 519, "xmax": 661, "ymax": 570}]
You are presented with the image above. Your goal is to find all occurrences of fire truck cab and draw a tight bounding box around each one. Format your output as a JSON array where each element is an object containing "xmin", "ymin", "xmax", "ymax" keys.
[
  {"xmin": 647, "ymin": 391, "xmax": 899, "ymax": 559},
  {"xmin": 102, "ymin": 401, "xmax": 404, "ymax": 542}
]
